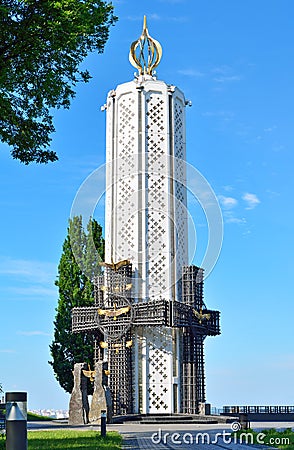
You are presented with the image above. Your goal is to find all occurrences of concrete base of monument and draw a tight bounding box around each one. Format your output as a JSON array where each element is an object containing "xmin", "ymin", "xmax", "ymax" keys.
[{"xmin": 111, "ymin": 414, "xmax": 237, "ymax": 425}]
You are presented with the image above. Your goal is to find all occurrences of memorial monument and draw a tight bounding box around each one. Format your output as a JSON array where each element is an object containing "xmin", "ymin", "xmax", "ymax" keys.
[{"xmin": 72, "ymin": 16, "xmax": 221, "ymax": 417}]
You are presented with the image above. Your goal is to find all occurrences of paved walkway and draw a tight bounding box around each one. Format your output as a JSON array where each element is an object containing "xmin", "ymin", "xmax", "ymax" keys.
[
  {"xmin": 117, "ymin": 422, "xmax": 291, "ymax": 450},
  {"xmin": 122, "ymin": 433, "xmax": 262, "ymax": 450},
  {"xmin": 27, "ymin": 421, "xmax": 293, "ymax": 449}
]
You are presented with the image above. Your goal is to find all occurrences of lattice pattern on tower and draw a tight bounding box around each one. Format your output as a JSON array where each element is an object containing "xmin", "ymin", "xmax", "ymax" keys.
[
  {"xmin": 117, "ymin": 94, "xmax": 136, "ymax": 160},
  {"xmin": 173, "ymin": 96, "xmax": 188, "ymax": 300},
  {"xmin": 146, "ymin": 93, "xmax": 169, "ymax": 298},
  {"xmin": 146, "ymin": 327, "xmax": 172, "ymax": 412},
  {"xmin": 174, "ymin": 98, "xmax": 185, "ymax": 159},
  {"xmin": 115, "ymin": 92, "xmax": 137, "ymax": 261}
]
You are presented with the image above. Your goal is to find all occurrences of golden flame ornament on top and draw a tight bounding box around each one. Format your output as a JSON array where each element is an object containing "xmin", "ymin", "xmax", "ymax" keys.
[{"xmin": 129, "ymin": 16, "xmax": 162, "ymax": 76}]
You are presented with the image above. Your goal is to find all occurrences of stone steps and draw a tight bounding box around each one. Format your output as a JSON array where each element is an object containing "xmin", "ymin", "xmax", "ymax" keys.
[{"xmin": 112, "ymin": 414, "xmax": 236, "ymax": 425}]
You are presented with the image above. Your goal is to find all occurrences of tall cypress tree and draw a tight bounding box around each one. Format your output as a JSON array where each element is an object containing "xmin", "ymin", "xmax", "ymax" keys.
[{"xmin": 49, "ymin": 216, "xmax": 104, "ymax": 394}]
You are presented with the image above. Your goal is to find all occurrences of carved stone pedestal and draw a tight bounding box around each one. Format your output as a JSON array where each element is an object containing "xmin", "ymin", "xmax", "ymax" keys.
[
  {"xmin": 89, "ymin": 361, "xmax": 112, "ymax": 424},
  {"xmin": 68, "ymin": 363, "xmax": 90, "ymax": 425}
]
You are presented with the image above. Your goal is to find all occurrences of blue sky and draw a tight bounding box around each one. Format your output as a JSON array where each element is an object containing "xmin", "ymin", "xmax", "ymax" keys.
[{"xmin": 1, "ymin": 0, "xmax": 294, "ymax": 410}]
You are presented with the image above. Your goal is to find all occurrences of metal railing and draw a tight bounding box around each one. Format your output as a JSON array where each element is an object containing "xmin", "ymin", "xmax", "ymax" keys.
[{"xmin": 223, "ymin": 406, "xmax": 294, "ymax": 414}]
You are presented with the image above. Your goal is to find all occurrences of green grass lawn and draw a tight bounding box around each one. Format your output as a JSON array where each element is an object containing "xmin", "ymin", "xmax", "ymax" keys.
[
  {"xmin": 27, "ymin": 412, "xmax": 54, "ymax": 421},
  {"xmin": 234, "ymin": 427, "xmax": 294, "ymax": 449},
  {"xmin": 1, "ymin": 410, "xmax": 57, "ymax": 421},
  {"xmin": 0, "ymin": 430, "xmax": 122, "ymax": 450}
]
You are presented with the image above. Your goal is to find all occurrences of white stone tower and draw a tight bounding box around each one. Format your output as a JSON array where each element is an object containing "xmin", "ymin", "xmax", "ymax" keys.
[
  {"xmin": 104, "ymin": 17, "xmax": 188, "ymax": 413},
  {"xmin": 71, "ymin": 16, "xmax": 221, "ymax": 417}
]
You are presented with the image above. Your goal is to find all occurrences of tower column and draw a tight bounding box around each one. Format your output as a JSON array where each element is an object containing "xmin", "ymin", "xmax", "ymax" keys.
[{"xmin": 71, "ymin": 16, "xmax": 221, "ymax": 419}]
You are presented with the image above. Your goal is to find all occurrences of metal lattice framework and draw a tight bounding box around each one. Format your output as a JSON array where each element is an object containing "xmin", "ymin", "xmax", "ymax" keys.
[
  {"xmin": 72, "ymin": 300, "xmax": 220, "ymax": 334},
  {"xmin": 72, "ymin": 263, "xmax": 220, "ymax": 415},
  {"xmin": 181, "ymin": 265, "xmax": 212, "ymax": 413}
]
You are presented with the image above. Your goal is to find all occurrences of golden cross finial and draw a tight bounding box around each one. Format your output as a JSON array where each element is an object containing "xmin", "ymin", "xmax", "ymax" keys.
[{"xmin": 129, "ymin": 15, "xmax": 162, "ymax": 76}]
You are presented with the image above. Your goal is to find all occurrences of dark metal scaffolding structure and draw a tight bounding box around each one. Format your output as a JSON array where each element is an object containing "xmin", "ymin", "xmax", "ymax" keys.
[
  {"xmin": 181, "ymin": 266, "xmax": 207, "ymax": 414},
  {"xmin": 72, "ymin": 263, "xmax": 220, "ymax": 415},
  {"xmin": 95, "ymin": 264, "xmax": 133, "ymax": 415},
  {"xmin": 182, "ymin": 331, "xmax": 206, "ymax": 414}
]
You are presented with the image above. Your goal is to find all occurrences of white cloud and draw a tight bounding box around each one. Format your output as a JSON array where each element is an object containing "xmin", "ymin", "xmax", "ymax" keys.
[
  {"xmin": 202, "ymin": 111, "xmax": 235, "ymax": 122},
  {"xmin": 0, "ymin": 349, "xmax": 16, "ymax": 354},
  {"xmin": 211, "ymin": 65, "xmax": 242, "ymax": 83},
  {"xmin": 17, "ymin": 331, "xmax": 51, "ymax": 336},
  {"xmin": 126, "ymin": 14, "xmax": 188, "ymax": 23},
  {"xmin": 264, "ymin": 125, "xmax": 277, "ymax": 132},
  {"xmin": 178, "ymin": 69, "xmax": 204, "ymax": 77},
  {"xmin": 0, "ymin": 258, "xmax": 56, "ymax": 284},
  {"xmin": 3, "ymin": 286, "xmax": 57, "ymax": 298},
  {"xmin": 223, "ymin": 185, "xmax": 234, "ymax": 192},
  {"xmin": 242, "ymin": 193, "xmax": 261, "ymax": 210},
  {"xmin": 0, "ymin": 257, "xmax": 57, "ymax": 300},
  {"xmin": 168, "ymin": 16, "xmax": 188, "ymax": 23},
  {"xmin": 149, "ymin": 13, "xmax": 161, "ymax": 21},
  {"xmin": 272, "ymin": 144, "xmax": 285, "ymax": 152},
  {"xmin": 218, "ymin": 195, "xmax": 248, "ymax": 225},
  {"xmin": 212, "ymin": 65, "xmax": 232, "ymax": 75},
  {"xmin": 126, "ymin": 15, "xmax": 142, "ymax": 21},
  {"xmin": 218, "ymin": 191, "xmax": 260, "ymax": 225},
  {"xmin": 218, "ymin": 195, "xmax": 238, "ymax": 209},
  {"xmin": 226, "ymin": 216, "xmax": 246, "ymax": 224},
  {"xmin": 214, "ymin": 75, "xmax": 242, "ymax": 83},
  {"xmin": 222, "ymin": 209, "xmax": 246, "ymax": 225},
  {"xmin": 266, "ymin": 189, "xmax": 280, "ymax": 198}
]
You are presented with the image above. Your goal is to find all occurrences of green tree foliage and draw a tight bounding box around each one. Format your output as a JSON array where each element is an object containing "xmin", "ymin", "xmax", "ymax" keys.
[
  {"xmin": 49, "ymin": 216, "xmax": 104, "ymax": 394},
  {"xmin": 0, "ymin": 0, "xmax": 117, "ymax": 164}
]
